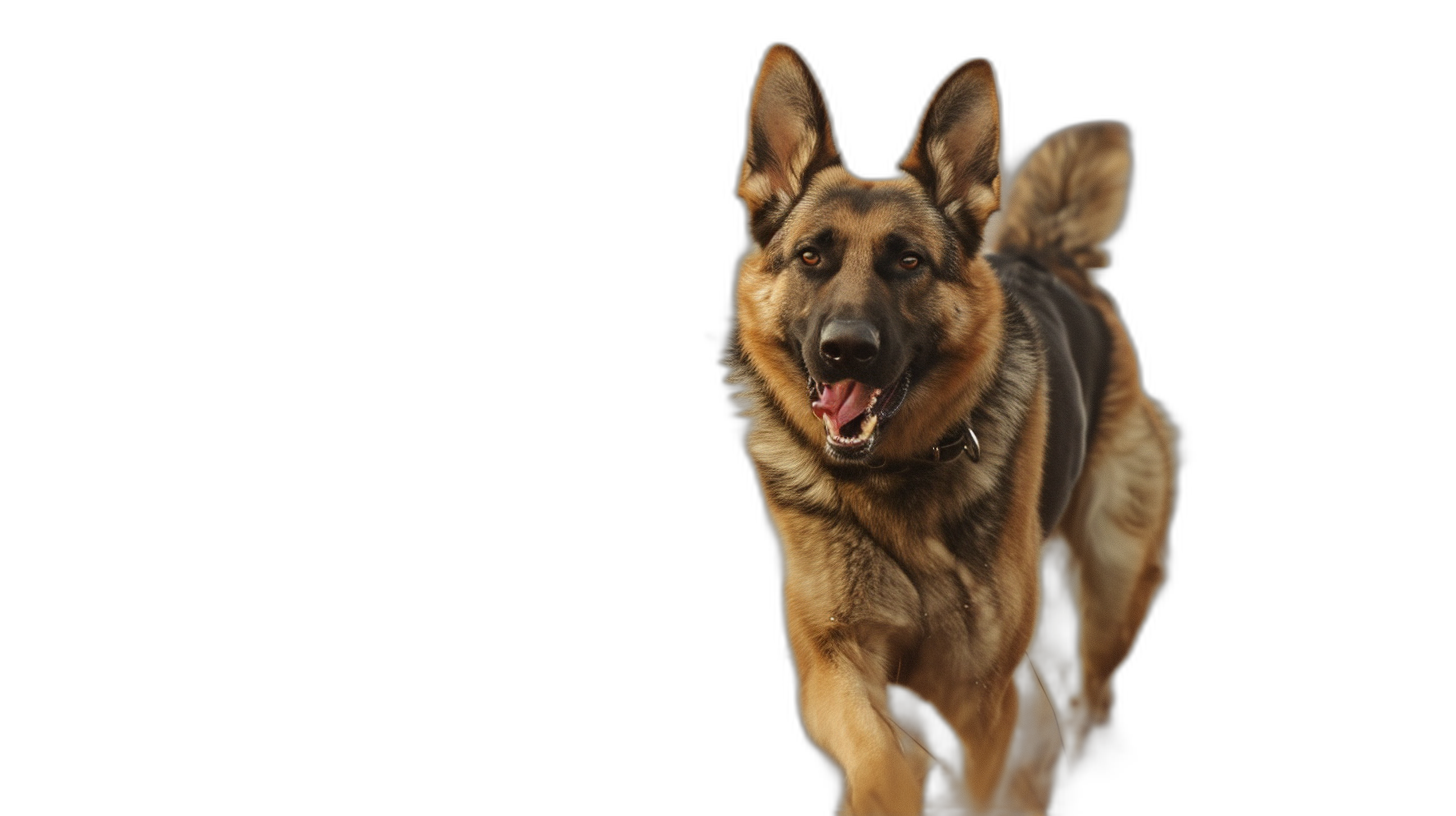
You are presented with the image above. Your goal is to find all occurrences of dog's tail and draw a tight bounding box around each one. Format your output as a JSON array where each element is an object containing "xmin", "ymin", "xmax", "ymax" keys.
[{"xmin": 994, "ymin": 121, "xmax": 1131, "ymax": 287}]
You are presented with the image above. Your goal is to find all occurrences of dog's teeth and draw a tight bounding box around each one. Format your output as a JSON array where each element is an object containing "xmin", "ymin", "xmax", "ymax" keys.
[{"xmin": 825, "ymin": 413, "xmax": 880, "ymax": 447}]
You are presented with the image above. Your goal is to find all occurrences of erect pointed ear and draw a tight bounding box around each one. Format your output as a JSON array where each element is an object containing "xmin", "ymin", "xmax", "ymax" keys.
[
  {"xmin": 900, "ymin": 59, "xmax": 1001, "ymax": 257},
  {"xmin": 739, "ymin": 45, "xmax": 841, "ymax": 246}
]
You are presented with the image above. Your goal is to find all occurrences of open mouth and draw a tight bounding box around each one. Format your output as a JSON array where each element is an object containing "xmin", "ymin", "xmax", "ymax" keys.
[{"xmin": 808, "ymin": 371, "xmax": 911, "ymax": 458}]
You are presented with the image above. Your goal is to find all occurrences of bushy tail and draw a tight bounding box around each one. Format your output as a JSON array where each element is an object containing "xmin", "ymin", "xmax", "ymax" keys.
[{"xmin": 995, "ymin": 121, "xmax": 1131, "ymax": 284}]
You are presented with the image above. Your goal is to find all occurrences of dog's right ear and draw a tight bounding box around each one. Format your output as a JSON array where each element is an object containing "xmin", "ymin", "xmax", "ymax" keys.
[{"xmin": 739, "ymin": 45, "xmax": 841, "ymax": 246}]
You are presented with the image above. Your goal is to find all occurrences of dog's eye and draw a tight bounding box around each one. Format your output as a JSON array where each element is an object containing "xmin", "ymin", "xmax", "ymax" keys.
[
  {"xmin": 899, "ymin": 253, "xmax": 922, "ymax": 271},
  {"xmin": 800, "ymin": 250, "xmax": 821, "ymax": 267}
]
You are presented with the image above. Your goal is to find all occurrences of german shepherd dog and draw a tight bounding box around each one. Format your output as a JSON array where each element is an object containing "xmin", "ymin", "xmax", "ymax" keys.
[{"xmin": 727, "ymin": 46, "xmax": 1176, "ymax": 814}]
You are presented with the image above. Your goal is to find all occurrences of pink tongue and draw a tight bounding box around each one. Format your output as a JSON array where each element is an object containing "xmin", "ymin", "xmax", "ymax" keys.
[{"xmin": 811, "ymin": 380, "xmax": 874, "ymax": 435}]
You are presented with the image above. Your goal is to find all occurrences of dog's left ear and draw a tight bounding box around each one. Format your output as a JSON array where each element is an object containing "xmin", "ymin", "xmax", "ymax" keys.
[{"xmin": 901, "ymin": 59, "xmax": 1001, "ymax": 256}]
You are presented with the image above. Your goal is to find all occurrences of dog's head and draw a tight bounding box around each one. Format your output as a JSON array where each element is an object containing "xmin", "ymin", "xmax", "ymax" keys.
[{"xmin": 735, "ymin": 45, "xmax": 1006, "ymax": 463}]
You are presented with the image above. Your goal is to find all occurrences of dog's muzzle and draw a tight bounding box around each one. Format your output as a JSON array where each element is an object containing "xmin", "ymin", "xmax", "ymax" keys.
[{"xmin": 808, "ymin": 370, "xmax": 911, "ymax": 459}]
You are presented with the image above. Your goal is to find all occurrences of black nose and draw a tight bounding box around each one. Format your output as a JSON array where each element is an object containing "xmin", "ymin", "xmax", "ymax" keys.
[{"xmin": 819, "ymin": 319, "xmax": 880, "ymax": 367}]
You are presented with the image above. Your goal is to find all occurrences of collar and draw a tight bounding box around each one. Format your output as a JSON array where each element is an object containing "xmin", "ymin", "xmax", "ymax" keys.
[
  {"xmin": 859, "ymin": 422, "xmax": 981, "ymax": 471},
  {"xmin": 919, "ymin": 423, "xmax": 981, "ymax": 463}
]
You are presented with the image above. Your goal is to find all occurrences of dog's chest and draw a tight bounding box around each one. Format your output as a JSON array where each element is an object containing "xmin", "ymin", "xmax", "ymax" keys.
[
  {"xmin": 834, "ymin": 488, "xmax": 1012, "ymax": 651},
  {"xmin": 832, "ymin": 526, "xmax": 1018, "ymax": 686}
]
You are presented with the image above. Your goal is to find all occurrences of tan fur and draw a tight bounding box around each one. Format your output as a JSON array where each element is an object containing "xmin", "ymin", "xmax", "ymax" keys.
[{"xmin": 731, "ymin": 46, "xmax": 1175, "ymax": 814}]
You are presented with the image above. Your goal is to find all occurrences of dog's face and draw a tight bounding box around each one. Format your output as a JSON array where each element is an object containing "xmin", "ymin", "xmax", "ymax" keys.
[{"xmin": 736, "ymin": 46, "xmax": 1006, "ymax": 463}]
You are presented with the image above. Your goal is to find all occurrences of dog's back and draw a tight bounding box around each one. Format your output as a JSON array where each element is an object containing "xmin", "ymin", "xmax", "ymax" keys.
[
  {"xmin": 984, "ymin": 121, "xmax": 1132, "ymax": 538},
  {"xmin": 989, "ymin": 253, "xmax": 1113, "ymax": 534}
]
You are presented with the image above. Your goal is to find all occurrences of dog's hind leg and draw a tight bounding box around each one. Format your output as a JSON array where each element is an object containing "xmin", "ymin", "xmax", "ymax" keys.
[
  {"xmin": 1007, "ymin": 539, "xmax": 1089, "ymax": 810},
  {"xmin": 1060, "ymin": 395, "xmax": 1176, "ymax": 733}
]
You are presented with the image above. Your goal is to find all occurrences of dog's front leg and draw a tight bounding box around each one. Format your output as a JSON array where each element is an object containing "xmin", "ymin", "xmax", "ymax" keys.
[
  {"xmin": 787, "ymin": 599, "xmax": 923, "ymax": 815},
  {"xmin": 940, "ymin": 673, "xmax": 1019, "ymax": 809}
]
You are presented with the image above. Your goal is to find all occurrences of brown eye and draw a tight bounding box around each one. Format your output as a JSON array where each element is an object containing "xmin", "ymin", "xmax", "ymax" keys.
[
  {"xmin": 800, "ymin": 250, "xmax": 821, "ymax": 266},
  {"xmin": 899, "ymin": 253, "xmax": 921, "ymax": 270}
]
